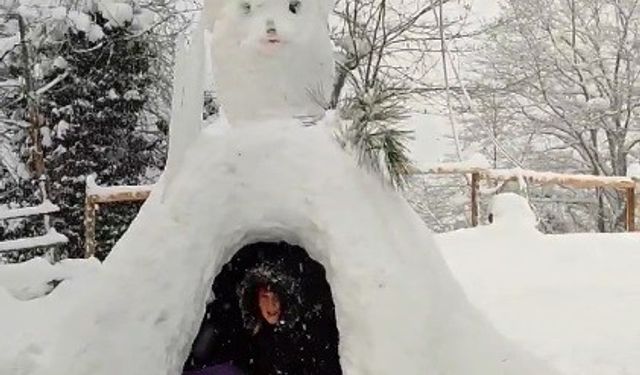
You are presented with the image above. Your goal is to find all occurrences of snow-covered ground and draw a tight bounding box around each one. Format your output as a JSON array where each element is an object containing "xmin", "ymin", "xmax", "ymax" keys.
[
  {"xmin": 437, "ymin": 197, "xmax": 640, "ymax": 375},
  {"xmin": 0, "ymin": 257, "xmax": 99, "ymax": 300}
]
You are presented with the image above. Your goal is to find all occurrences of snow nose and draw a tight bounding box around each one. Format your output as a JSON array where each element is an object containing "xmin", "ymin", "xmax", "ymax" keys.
[{"xmin": 266, "ymin": 19, "xmax": 277, "ymax": 35}]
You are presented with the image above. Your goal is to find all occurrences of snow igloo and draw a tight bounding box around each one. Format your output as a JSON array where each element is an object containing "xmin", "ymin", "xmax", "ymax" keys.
[{"xmin": 0, "ymin": 0, "xmax": 561, "ymax": 374}]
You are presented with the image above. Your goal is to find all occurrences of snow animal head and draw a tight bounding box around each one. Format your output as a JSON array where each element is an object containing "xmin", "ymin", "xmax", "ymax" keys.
[
  {"xmin": 203, "ymin": 0, "xmax": 335, "ymax": 124},
  {"xmin": 204, "ymin": 0, "xmax": 333, "ymax": 36}
]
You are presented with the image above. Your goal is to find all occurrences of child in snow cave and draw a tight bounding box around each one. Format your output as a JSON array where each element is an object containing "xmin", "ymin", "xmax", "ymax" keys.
[
  {"xmin": 184, "ymin": 272, "xmax": 306, "ymax": 375},
  {"xmin": 241, "ymin": 274, "xmax": 309, "ymax": 375},
  {"xmin": 184, "ymin": 250, "xmax": 342, "ymax": 375}
]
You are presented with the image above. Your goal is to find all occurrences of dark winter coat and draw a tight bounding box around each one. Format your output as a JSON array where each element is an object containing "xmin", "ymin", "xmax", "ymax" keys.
[{"xmin": 249, "ymin": 322, "xmax": 306, "ymax": 375}]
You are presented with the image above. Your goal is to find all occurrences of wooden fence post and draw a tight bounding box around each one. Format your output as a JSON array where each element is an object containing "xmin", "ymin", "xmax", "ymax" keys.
[
  {"xmin": 471, "ymin": 172, "xmax": 480, "ymax": 227},
  {"xmin": 626, "ymin": 187, "xmax": 636, "ymax": 232},
  {"xmin": 84, "ymin": 196, "xmax": 97, "ymax": 258}
]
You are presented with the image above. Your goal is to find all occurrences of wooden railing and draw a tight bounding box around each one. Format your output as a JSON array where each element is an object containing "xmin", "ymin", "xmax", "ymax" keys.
[
  {"xmin": 82, "ymin": 166, "xmax": 639, "ymax": 256},
  {"xmin": 417, "ymin": 164, "xmax": 638, "ymax": 232},
  {"xmin": 0, "ymin": 200, "xmax": 68, "ymax": 256},
  {"xmin": 83, "ymin": 176, "xmax": 152, "ymax": 258}
]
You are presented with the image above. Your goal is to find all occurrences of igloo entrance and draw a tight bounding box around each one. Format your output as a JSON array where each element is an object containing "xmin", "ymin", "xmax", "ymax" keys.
[{"xmin": 183, "ymin": 242, "xmax": 342, "ymax": 375}]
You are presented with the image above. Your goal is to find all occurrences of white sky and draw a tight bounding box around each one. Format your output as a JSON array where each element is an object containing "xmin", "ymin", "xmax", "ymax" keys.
[
  {"xmin": 407, "ymin": 0, "xmax": 503, "ymax": 164},
  {"xmin": 470, "ymin": 0, "xmax": 501, "ymax": 20}
]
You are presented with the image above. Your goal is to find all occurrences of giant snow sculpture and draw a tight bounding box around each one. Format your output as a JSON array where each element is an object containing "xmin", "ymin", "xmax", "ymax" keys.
[{"xmin": 0, "ymin": 0, "xmax": 561, "ymax": 374}]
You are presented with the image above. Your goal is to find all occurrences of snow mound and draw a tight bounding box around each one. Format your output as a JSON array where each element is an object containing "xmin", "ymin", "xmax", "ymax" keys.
[
  {"xmin": 489, "ymin": 193, "xmax": 538, "ymax": 230},
  {"xmin": 0, "ymin": 118, "xmax": 559, "ymax": 375},
  {"xmin": 437, "ymin": 227, "xmax": 640, "ymax": 375},
  {"xmin": 0, "ymin": 257, "xmax": 99, "ymax": 300}
]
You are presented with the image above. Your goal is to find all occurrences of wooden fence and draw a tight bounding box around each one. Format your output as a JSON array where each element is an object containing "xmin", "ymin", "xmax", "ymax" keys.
[
  {"xmin": 83, "ymin": 167, "xmax": 639, "ymax": 256},
  {"xmin": 418, "ymin": 164, "xmax": 638, "ymax": 232},
  {"xmin": 0, "ymin": 200, "xmax": 68, "ymax": 256},
  {"xmin": 83, "ymin": 176, "xmax": 152, "ymax": 258}
]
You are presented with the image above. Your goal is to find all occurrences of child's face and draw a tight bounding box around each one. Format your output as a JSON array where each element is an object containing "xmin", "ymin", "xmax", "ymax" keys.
[{"xmin": 258, "ymin": 287, "xmax": 281, "ymax": 325}]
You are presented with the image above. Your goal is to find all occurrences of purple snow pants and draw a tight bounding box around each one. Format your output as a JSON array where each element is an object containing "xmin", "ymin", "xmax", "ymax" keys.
[{"xmin": 183, "ymin": 363, "xmax": 244, "ymax": 375}]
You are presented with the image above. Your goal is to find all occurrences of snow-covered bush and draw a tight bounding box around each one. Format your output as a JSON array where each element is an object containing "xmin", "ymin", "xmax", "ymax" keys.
[{"xmin": 339, "ymin": 83, "xmax": 415, "ymax": 188}]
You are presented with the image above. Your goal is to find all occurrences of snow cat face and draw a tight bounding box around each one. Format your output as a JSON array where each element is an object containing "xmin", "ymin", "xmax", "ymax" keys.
[
  {"xmin": 205, "ymin": 0, "xmax": 331, "ymax": 56},
  {"xmin": 202, "ymin": 0, "xmax": 335, "ymax": 123}
]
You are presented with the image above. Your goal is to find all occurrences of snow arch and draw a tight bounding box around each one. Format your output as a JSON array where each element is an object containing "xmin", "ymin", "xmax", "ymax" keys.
[{"xmin": 205, "ymin": 221, "xmax": 334, "ymax": 281}]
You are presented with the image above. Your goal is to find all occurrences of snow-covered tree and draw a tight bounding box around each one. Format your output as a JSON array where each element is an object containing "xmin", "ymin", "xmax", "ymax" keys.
[
  {"xmin": 42, "ymin": 13, "xmax": 161, "ymax": 258},
  {"xmin": 464, "ymin": 0, "xmax": 640, "ymax": 232},
  {"xmin": 331, "ymin": 0, "xmax": 474, "ymax": 188}
]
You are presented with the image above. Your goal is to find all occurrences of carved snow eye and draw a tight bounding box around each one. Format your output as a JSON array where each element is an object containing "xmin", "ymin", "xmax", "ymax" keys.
[
  {"xmin": 241, "ymin": 2, "xmax": 251, "ymax": 14},
  {"xmin": 289, "ymin": 0, "xmax": 301, "ymax": 14}
]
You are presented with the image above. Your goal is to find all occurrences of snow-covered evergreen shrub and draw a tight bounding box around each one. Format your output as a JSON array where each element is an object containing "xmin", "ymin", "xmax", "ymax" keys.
[
  {"xmin": 0, "ymin": 3, "xmax": 165, "ymax": 260},
  {"xmin": 339, "ymin": 84, "xmax": 414, "ymax": 189},
  {"xmin": 40, "ymin": 12, "xmax": 161, "ymax": 259}
]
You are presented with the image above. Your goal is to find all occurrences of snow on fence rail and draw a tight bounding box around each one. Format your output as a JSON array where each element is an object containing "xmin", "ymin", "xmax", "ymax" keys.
[
  {"xmin": 0, "ymin": 229, "xmax": 67, "ymax": 253},
  {"xmin": 421, "ymin": 163, "xmax": 637, "ymax": 189},
  {"xmin": 83, "ymin": 165, "xmax": 639, "ymax": 257},
  {"xmin": 84, "ymin": 175, "xmax": 153, "ymax": 258},
  {"xmin": 0, "ymin": 200, "xmax": 68, "ymax": 254},
  {"xmin": 416, "ymin": 163, "xmax": 638, "ymax": 232},
  {"xmin": 0, "ymin": 200, "xmax": 60, "ymax": 220}
]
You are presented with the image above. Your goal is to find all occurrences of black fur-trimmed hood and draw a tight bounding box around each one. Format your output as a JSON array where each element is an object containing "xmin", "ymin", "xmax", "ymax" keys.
[{"xmin": 236, "ymin": 262, "xmax": 303, "ymax": 332}]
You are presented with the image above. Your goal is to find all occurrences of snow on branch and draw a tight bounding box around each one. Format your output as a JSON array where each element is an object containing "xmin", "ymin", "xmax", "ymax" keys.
[
  {"xmin": 0, "ymin": 200, "xmax": 60, "ymax": 220},
  {"xmin": 0, "ymin": 229, "xmax": 68, "ymax": 253},
  {"xmin": 35, "ymin": 71, "xmax": 69, "ymax": 96}
]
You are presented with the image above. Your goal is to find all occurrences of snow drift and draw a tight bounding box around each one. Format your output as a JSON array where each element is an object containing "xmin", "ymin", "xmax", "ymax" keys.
[{"xmin": 437, "ymin": 204, "xmax": 640, "ymax": 375}]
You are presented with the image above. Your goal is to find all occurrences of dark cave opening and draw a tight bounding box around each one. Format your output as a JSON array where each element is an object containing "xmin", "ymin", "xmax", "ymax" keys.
[{"xmin": 184, "ymin": 241, "xmax": 342, "ymax": 375}]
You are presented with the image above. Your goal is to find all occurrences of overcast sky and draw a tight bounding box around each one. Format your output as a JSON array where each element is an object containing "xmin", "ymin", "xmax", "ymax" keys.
[
  {"xmin": 470, "ymin": 0, "xmax": 501, "ymax": 20},
  {"xmin": 407, "ymin": 0, "xmax": 503, "ymax": 164}
]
